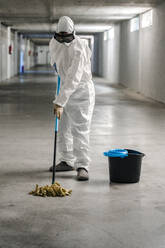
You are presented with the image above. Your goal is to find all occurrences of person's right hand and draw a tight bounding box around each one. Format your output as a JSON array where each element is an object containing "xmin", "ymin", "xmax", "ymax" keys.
[{"xmin": 54, "ymin": 104, "xmax": 63, "ymax": 120}]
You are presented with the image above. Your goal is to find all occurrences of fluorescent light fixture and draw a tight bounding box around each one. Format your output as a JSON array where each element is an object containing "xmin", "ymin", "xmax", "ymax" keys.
[
  {"xmin": 130, "ymin": 17, "xmax": 140, "ymax": 32},
  {"xmin": 141, "ymin": 10, "xmax": 153, "ymax": 28}
]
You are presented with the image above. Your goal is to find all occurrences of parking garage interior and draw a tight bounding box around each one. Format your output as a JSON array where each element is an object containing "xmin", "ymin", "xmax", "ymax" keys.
[{"xmin": 0, "ymin": 1, "xmax": 165, "ymax": 247}]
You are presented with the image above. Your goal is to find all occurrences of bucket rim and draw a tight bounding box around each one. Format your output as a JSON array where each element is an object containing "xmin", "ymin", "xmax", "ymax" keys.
[{"xmin": 125, "ymin": 149, "xmax": 145, "ymax": 157}]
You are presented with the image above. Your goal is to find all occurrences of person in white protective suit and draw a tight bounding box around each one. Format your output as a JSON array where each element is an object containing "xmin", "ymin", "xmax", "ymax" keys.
[{"xmin": 49, "ymin": 16, "xmax": 95, "ymax": 181}]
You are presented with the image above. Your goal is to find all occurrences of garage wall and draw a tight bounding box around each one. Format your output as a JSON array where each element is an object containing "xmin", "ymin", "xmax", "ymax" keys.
[
  {"xmin": 0, "ymin": 24, "xmax": 37, "ymax": 81},
  {"xmin": 24, "ymin": 39, "xmax": 36, "ymax": 70},
  {"xmin": 10, "ymin": 31, "xmax": 16, "ymax": 78},
  {"xmin": 6, "ymin": 27, "xmax": 17, "ymax": 79},
  {"xmin": 120, "ymin": 21, "xmax": 140, "ymax": 92},
  {"xmin": 18, "ymin": 35, "xmax": 37, "ymax": 73},
  {"xmin": 97, "ymin": 24, "xmax": 120, "ymax": 83},
  {"xmin": 0, "ymin": 24, "xmax": 8, "ymax": 81},
  {"xmin": 37, "ymin": 46, "xmax": 50, "ymax": 65},
  {"xmin": 120, "ymin": 2, "xmax": 165, "ymax": 103}
]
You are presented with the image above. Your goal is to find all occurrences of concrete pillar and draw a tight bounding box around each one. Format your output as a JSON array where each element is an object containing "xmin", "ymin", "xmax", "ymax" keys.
[
  {"xmin": 27, "ymin": 39, "xmax": 30, "ymax": 69},
  {"xmin": 20, "ymin": 35, "xmax": 25, "ymax": 73},
  {"xmin": 34, "ymin": 45, "xmax": 37, "ymax": 66},
  {"xmin": 14, "ymin": 32, "xmax": 18, "ymax": 75},
  {"xmin": 7, "ymin": 27, "xmax": 11, "ymax": 79}
]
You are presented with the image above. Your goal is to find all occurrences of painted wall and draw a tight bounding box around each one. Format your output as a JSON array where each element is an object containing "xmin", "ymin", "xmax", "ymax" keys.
[
  {"xmin": 10, "ymin": 31, "xmax": 15, "ymax": 78},
  {"xmin": 37, "ymin": 46, "xmax": 50, "ymax": 65},
  {"xmin": 14, "ymin": 32, "xmax": 18, "ymax": 76},
  {"xmin": 120, "ymin": 2, "xmax": 165, "ymax": 103},
  {"xmin": 120, "ymin": 21, "xmax": 140, "ymax": 92},
  {"xmin": 97, "ymin": 24, "xmax": 120, "ymax": 83},
  {"xmin": 0, "ymin": 24, "xmax": 36, "ymax": 81},
  {"xmin": 6, "ymin": 27, "xmax": 17, "ymax": 79},
  {"xmin": 18, "ymin": 35, "xmax": 36, "ymax": 73},
  {"xmin": 24, "ymin": 39, "xmax": 36, "ymax": 70},
  {"xmin": 0, "ymin": 24, "xmax": 8, "ymax": 81}
]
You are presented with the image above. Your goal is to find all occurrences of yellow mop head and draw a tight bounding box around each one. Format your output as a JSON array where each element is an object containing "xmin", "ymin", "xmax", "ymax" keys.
[{"xmin": 29, "ymin": 182, "xmax": 72, "ymax": 197}]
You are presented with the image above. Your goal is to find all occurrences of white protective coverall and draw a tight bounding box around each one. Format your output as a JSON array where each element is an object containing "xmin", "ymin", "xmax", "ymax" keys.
[{"xmin": 49, "ymin": 16, "xmax": 95, "ymax": 171}]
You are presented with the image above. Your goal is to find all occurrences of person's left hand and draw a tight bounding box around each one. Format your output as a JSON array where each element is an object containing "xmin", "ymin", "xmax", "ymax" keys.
[{"xmin": 54, "ymin": 104, "xmax": 63, "ymax": 120}]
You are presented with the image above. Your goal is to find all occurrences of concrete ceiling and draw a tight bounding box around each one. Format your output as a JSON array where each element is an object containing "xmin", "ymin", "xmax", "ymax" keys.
[{"xmin": 0, "ymin": 0, "xmax": 162, "ymax": 44}]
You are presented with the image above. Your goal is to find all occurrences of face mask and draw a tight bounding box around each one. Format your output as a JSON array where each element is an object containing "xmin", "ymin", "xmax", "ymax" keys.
[{"xmin": 54, "ymin": 32, "xmax": 75, "ymax": 44}]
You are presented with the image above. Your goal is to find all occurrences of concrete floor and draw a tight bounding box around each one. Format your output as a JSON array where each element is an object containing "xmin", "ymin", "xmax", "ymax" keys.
[{"xmin": 1, "ymin": 66, "xmax": 165, "ymax": 248}]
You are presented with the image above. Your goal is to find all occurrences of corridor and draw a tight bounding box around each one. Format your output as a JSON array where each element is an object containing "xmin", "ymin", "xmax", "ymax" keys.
[{"xmin": 1, "ymin": 66, "xmax": 165, "ymax": 248}]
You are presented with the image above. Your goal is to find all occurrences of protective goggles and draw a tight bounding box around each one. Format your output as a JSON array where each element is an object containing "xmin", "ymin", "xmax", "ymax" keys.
[{"xmin": 54, "ymin": 32, "xmax": 75, "ymax": 43}]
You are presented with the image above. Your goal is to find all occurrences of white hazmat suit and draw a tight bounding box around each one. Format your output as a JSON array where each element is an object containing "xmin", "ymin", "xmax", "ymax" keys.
[{"xmin": 49, "ymin": 16, "xmax": 95, "ymax": 172}]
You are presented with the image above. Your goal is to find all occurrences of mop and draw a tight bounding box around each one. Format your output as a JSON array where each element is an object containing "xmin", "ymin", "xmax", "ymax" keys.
[{"xmin": 29, "ymin": 76, "xmax": 72, "ymax": 197}]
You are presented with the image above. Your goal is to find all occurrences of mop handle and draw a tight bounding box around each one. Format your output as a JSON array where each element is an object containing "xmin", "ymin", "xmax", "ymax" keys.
[
  {"xmin": 55, "ymin": 76, "xmax": 61, "ymax": 131},
  {"xmin": 52, "ymin": 75, "xmax": 61, "ymax": 185}
]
